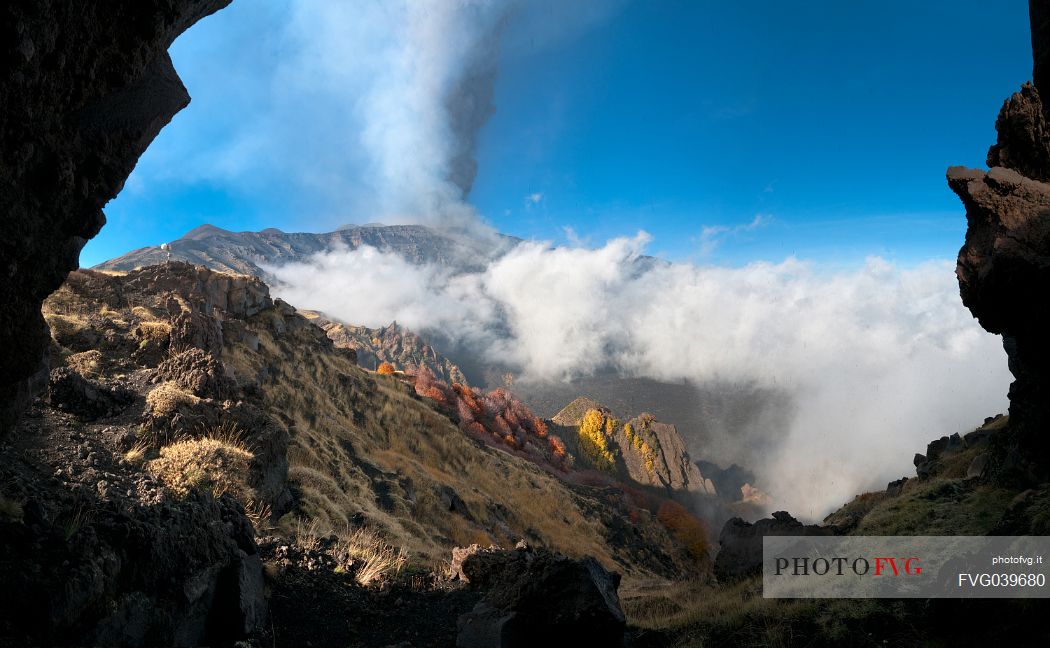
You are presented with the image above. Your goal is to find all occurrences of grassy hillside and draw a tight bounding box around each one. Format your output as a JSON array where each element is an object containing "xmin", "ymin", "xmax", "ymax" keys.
[{"xmin": 42, "ymin": 265, "xmax": 701, "ymax": 582}]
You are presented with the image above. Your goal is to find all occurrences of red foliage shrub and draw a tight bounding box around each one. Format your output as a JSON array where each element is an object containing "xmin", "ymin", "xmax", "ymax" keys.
[
  {"xmin": 464, "ymin": 421, "xmax": 487, "ymax": 438},
  {"xmin": 456, "ymin": 400, "xmax": 476, "ymax": 425},
  {"xmin": 656, "ymin": 500, "xmax": 710, "ymax": 563},
  {"xmin": 420, "ymin": 386, "xmax": 448, "ymax": 406},
  {"xmin": 549, "ymin": 435, "xmax": 566, "ymax": 458},
  {"xmin": 412, "ymin": 367, "xmax": 569, "ymax": 469}
]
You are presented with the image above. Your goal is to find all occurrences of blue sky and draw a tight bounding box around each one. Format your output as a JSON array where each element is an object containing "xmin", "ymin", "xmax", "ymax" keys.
[{"xmin": 82, "ymin": 1, "xmax": 1032, "ymax": 267}]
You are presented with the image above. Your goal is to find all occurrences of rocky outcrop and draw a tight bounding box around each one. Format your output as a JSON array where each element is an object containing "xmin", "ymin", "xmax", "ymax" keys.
[
  {"xmin": 912, "ymin": 432, "xmax": 965, "ymax": 479},
  {"xmin": 1, "ymin": 1, "xmax": 231, "ymax": 433},
  {"xmin": 947, "ymin": 0, "xmax": 1050, "ymax": 477},
  {"xmin": 714, "ymin": 511, "xmax": 832, "ymax": 581},
  {"xmin": 554, "ymin": 400, "xmax": 717, "ymax": 497},
  {"xmin": 697, "ymin": 460, "xmax": 756, "ymax": 501},
  {"xmin": 125, "ymin": 262, "xmax": 273, "ymax": 321},
  {"xmin": 617, "ymin": 414, "xmax": 717, "ymax": 496},
  {"xmin": 985, "ymin": 83, "xmax": 1050, "ymax": 180},
  {"xmin": 304, "ymin": 312, "xmax": 468, "ymax": 384},
  {"xmin": 453, "ymin": 544, "xmax": 626, "ymax": 648},
  {"xmin": 61, "ymin": 265, "xmax": 291, "ymax": 515},
  {"xmin": 551, "ymin": 397, "xmax": 608, "ymax": 426},
  {"xmin": 0, "ymin": 262, "xmax": 306, "ymax": 643},
  {"xmin": 158, "ymin": 348, "xmax": 235, "ymax": 400}
]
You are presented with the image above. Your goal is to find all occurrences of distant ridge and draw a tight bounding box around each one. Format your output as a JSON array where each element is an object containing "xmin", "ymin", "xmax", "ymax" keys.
[{"xmin": 94, "ymin": 223, "xmax": 520, "ymax": 280}]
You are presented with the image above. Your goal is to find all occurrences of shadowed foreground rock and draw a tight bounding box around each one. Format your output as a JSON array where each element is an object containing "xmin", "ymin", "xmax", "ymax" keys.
[
  {"xmin": 947, "ymin": 0, "xmax": 1050, "ymax": 477},
  {"xmin": 0, "ymin": 427, "xmax": 266, "ymax": 646},
  {"xmin": 714, "ymin": 511, "xmax": 832, "ymax": 581},
  {"xmin": 1, "ymin": 0, "xmax": 231, "ymax": 433},
  {"xmin": 453, "ymin": 544, "xmax": 626, "ymax": 648}
]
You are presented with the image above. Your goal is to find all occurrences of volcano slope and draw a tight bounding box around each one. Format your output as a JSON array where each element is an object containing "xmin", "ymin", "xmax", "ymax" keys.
[
  {"xmin": 1, "ymin": 261, "xmax": 716, "ymax": 644},
  {"xmin": 41, "ymin": 263, "xmax": 708, "ymax": 574}
]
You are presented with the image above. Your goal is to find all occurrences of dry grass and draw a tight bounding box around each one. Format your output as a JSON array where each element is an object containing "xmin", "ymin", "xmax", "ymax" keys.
[
  {"xmin": 146, "ymin": 382, "xmax": 201, "ymax": 417},
  {"xmin": 123, "ymin": 437, "xmax": 153, "ymax": 465},
  {"xmin": 44, "ymin": 313, "xmax": 91, "ymax": 341},
  {"xmin": 290, "ymin": 519, "xmax": 406, "ymax": 585},
  {"xmin": 245, "ymin": 499, "xmax": 275, "ymax": 531},
  {"xmin": 58, "ymin": 504, "xmax": 94, "ymax": 541},
  {"xmin": 131, "ymin": 305, "xmax": 164, "ymax": 320},
  {"xmin": 293, "ymin": 518, "xmax": 327, "ymax": 553},
  {"xmin": 622, "ymin": 577, "xmax": 772, "ymax": 631},
  {"xmin": 147, "ymin": 431, "xmax": 253, "ymax": 501},
  {"xmin": 339, "ymin": 527, "xmax": 407, "ymax": 585},
  {"xmin": 849, "ymin": 478, "xmax": 1015, "ymax": 536},
  {"xmin": 66, "ymin": 350, "xmax": 103, "ymax": 376},
  {"xmin": 42, "ymin": 284, "xmax": 89, "ymax": 318},
  {"xmin": 137, "ymin": 321, "xmax": 171, "ymax": 342}
]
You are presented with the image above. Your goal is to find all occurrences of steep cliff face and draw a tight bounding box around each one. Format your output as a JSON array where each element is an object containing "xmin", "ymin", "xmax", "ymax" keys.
[
  {"xmin": 553, "ymin": 400, "xmax": 717, "ymax": 497},
  {"xmin": 0, "ymin": 0, "xmax": 231, "ymax": 433},
  {"xmin": 947, "ymin": 0, "xmax": 1050, "ymax": 475},
  {"xmin": 617, "ymin": 414, "xmax": 717, "ymax": 496}
]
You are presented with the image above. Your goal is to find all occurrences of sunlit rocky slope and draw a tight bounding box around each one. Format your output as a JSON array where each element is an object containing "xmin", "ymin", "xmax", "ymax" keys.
[{"xmin": 39, "ymin": 263, "xmax": 707, "ymax": 577}]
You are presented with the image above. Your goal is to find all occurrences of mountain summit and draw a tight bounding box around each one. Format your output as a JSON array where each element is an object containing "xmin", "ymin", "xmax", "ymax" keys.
[{"xmin": 95, "ymin": 223, "xmax": 519, "ymax": 279}]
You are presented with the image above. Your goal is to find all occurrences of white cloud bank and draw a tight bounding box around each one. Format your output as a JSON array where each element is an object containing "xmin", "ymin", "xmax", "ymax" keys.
[{"xmin": 268, "ymin": 236, "xmax": 1011, "ymax": 519}]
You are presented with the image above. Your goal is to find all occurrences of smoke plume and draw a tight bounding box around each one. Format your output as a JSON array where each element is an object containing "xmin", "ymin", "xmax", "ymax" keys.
[
  {"xmin": 157, "ymin": 0, "xmax": 516, "ymax": 228},
  {"xmin": 268, "ymin": 236, "xmax": 1011, "ymax": 519},
  {"xmin": 349, "ymin": 0, "xmax": 514, "ymax": 223}
]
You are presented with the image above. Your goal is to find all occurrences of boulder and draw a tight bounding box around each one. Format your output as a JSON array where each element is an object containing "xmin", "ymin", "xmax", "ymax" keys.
[
  {"xmin": 886, "ymin": 477, "xmax": 909, "ymax": 496},
  {"xmin": 454, "ymin": 545, "xmax": 625, "ymax": 648},
  {"xmin": 0, "ymin": 488, "xmax": 266, "ymax": 646},
  {"xmin": 967, "ymin": 453, "xmax": 991, "ymax": 479},
  {"xmin": 714, "ymin": 511, "xmax": 833, "ymax": 581},
  {"xmin": 913, "ymin": 433, "xmax": 966, "ymax": 479}
]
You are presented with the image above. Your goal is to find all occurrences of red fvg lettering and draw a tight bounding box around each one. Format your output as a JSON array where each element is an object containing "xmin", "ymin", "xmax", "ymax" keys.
[{"xmin": 873, "ymin": 557, "xmax": 922, "ymax": 576}]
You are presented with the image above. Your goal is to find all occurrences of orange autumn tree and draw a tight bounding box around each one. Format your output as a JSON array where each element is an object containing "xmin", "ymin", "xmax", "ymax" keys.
[{"xmin": 376, "ymin": 362, "xmax": 396, "ymax": 375}]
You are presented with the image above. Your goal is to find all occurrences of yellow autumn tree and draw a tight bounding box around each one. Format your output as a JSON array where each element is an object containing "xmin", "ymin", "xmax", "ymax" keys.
[{"xmin": 578, "ymin": 408, "xmax": 616, "ymax": 472}]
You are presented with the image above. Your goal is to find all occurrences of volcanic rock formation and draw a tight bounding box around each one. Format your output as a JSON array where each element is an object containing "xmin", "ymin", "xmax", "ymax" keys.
[
  {"xmin": 453, "ymin": 543, "xmax": 626, "ymax": 648},
  {"xmin": 714, "ymin": 511, "xmax": 832, "ymax": 581},
  {"xmin": 1, "ymin": 0, "xmax": 232, "ymax": 433},
  {"xmin": 947, "ymin": 0, "xmax": 1050, "ymax": 476}
]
